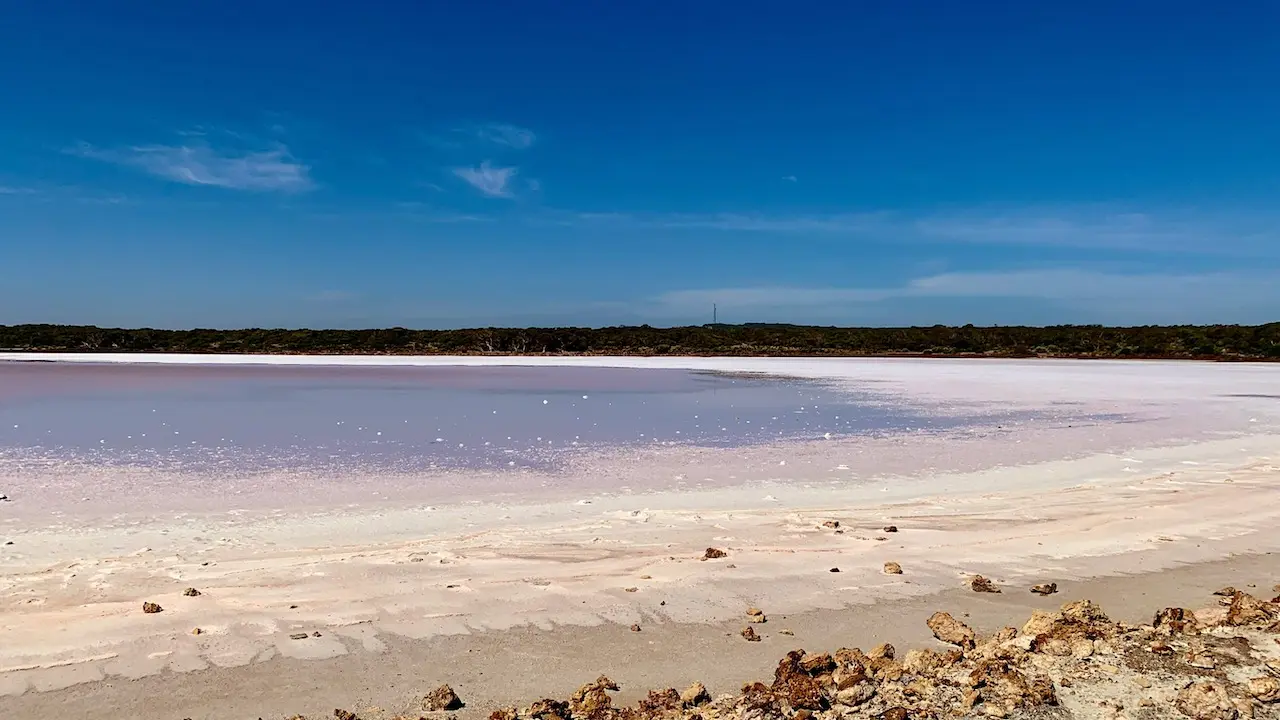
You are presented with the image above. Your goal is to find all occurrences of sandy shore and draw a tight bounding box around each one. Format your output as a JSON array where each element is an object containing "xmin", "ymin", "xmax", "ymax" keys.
[{"xmin": 1, "ymin": 356, "xmax": 1279, "ymax": 718}]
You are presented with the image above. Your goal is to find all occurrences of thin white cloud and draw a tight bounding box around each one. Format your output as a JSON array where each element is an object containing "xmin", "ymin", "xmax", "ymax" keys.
[
  {"xmin": 0, "ymin": 186, "xmax": 38, "ymax": 195},
  {"xmin": 567, "ymin": 206, "xmax": 1279, "ymax": 256},
  {"xmin": 69, "ymin": 141, "xmax": 314, "ymax": 193},
  {"xmin": 654, "ymin": 268, "xmax": 1280, "ymax": 323},
  {"xmin": 475, "ymin": 122, "xmax": 536, "ymax": 149},
  {"xmin": 453, "ymin": 161, "xmax": 518, "ymax": 198},
  {"xmin": 782, "ymin": 175, "xmax": 798, "ymax": 182}
]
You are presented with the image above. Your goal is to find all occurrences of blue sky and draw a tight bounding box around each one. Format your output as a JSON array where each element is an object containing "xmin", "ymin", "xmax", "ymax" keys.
[{"xmin": 2, "ymin": 1, "xmax": 1278, "ymax": 329}]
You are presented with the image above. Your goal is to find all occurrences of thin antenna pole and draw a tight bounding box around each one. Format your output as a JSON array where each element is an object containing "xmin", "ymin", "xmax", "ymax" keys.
[{"xmin": 713, "ymin": 303, "xmax": 717, "ymax": 324}]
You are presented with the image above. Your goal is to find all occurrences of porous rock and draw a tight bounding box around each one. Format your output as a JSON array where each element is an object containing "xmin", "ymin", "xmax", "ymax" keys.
[
  {"xmin": 741, "ymin": 626, "xmax": 761, "ymax": 642},
  {"xmin": 927, "ymin": 611, "xmax": 976, "ymax": 649},
  {"xmin": 679, "ymin": 682, "xmax": 710, "ymax": 707},
  {"xmin": 772, "ymin": 650, "xmax": 828, "ymax": 710},
  {"xmin": 1154, "ymin": 607, "xmax": 1201, "ymax": 635},
  {"xmin": 1226, "ymin": 591, "xmax": 1276, "ymax": 626},
  {"xmin": 1030, "ymin": 583, "xmax": 1057, "ymax": 596},
  {"xmin": 883, "ymin": 562, "xmax": 903, "ymax": 575},
  {"xmin": 142, "ymin": 601, "xmax": 163, "ymax": 614},
  {"xmin": 971, "ymin": 575, "xmax": 1001, "ymax": 593},
  {"xmin": 423, "ymin": 684, "xmax": 463, "ymax": 712},
  {"xmin": 1250, "ymin": 676, "xmax": 1280, "ymax": 703},
  {"xmin": 703, "ymin": 548, "xmax": 727, "ymax": 560},
  {"xmin": 1175, "ymin": 682, "xmax": 1239, "ymax": 720}
]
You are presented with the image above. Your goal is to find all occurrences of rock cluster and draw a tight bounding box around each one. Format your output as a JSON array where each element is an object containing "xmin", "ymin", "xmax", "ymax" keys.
[{"xmin": 306, "ymin": 587, "xmax": 1280, "ymax": 720}]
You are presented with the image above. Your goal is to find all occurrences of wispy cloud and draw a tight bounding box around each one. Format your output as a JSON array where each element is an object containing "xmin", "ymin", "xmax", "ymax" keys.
[
  {"xmin": 654, "ymin": 268, "xmax": 1280, "ymax": 324},
  {"xmin": 567, "ymin": 206, "xmax": 1279, "ymax": 256},
  {"xmin": 782, "ymin": 175, "xmax": 798, "ymax": 182},
  {"xmin": 453, "ymin": 161, "xmax": 518, "ymax": 198},
  {"xmin": 475, "ymin": 122, "xmax": 536, "ymax": 149},
  {"xmin": 69, "ymin": 140, "xmax": 314, "ymax": 193},
  {"xmin": 0, "ymin": 186, "xmax": 38, "ymax": 195}
]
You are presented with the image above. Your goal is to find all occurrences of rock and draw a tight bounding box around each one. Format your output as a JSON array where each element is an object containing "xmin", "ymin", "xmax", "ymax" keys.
[
  {"xmin": 747, "ymin": 606, "xmax": 764, "ymax": 617},
  {"xmin": 883, "ymin": 562, "xmax": 903, "ymax": 575},
  {"xmin": 630, "ymin": 624, "xmax": 641, "ymax": 632},
  {"xmin": 680, "ymin": 682, "xmax": 710, "ymax": 707},
  {"xmin": 879, "ymin": 709, "xmax": 908, "ymax": 720},
  {"xmin": 1150, "ymin": 642, "xmax": 1175, "ymax": 655},
  {"xmin": 1176, "ymin": 682, "xmax": 1239, "ymax": 719},
  {"xmin": 927, "ymin": 611, "xmax": 976, "ymax": 649},
  {"xmin": 829, "ymin": 567, "xmax": 840, "ymax": 573},
  {"xmin": 967, "ymin": 659, "xmax": 1056, "ymax": 711},
  {"xmin": 703, "ymin": 547, "xmax": 727, "ymax": 559},
  {"xmin": 423, "ymin": 685, "xmax": 463, "ymax": 712},
  {"xmin": 142, "ymin": 602, "xmax": 163, "ymax": 614},
  {"xmin": 335, "ymin": 710, "xmax": 359, "ymax": 720},
  {"xmin": 1030, "ymin": 583, "xmax": 1058, "ymax": 596},
  {"xmin": 799, "ymin": 652, "xmax": 835, "ymax": 674},
  {"xmin": 569, "ymin": 676, "xmax": 618, "ymax": 719},
  {"xmin": 868, "ymin": 643, "xmax": 895, "ymax": 660},
  {"xmin": 1226, "ymin": 591, "xmax": 1276, "ymax": 626},
  {"xmin": 1154, "ymin": 607, "xmax": 1201, "ymax": 635},
  {"xmin": 1021, "ymin": 610, "xmax": 1057, "ymax": 637},
  {"xmin": 624, "ymin": 587, "xmax": 638, "ymax": 593},
  {"xmin": 822, "ymin": 520, "xmax": 840, "ymax": 529},
  {"xmin": 191, "ymin": 627, "xmax": 203, "ymax": 635},
  {"xmin": 182, "ymin": 587, "xmax": 201, "ymax": 597},
  {"xmin": 1214, "ymin": 586, "xmax": 1238, "ymax": 597},
  {"xmin": 638, "ymin": 688, "xmax": 682, "ymax": 715},
  {"xmin": 971, "ymin": 576, "xmax": 1001, "ymax": 593},
  {"xmin": 833, "ymin": 683, "xmax": 875, "ymax": 707},
  {"xmin": 742, "ymin": 626, "xmax": 761, "ymax": 642},
  {"xmin": 1249, "ymin": 677, "xmax": 1280, "ymax": 703},
  {"xmin": 747, "ymin": 608, "xmax": 767, "ymax": 623},
  {"xmin": 290, "ymin": 632, "xmax": 310, "ymax": 640},
  {"xmin": 0, "ymin": 493, "xmax": 8, "ymax": 501},
  {"xmin": 773, "ymin": 650, "xmax": 829, "ymax": 710},
  {"xmin": 883, "ymin": 526, "xmax": 898, "ymax": 533},
  {"xmin": 1186, "ymin": 646, "xmax": 1216, "ymax": 669}
]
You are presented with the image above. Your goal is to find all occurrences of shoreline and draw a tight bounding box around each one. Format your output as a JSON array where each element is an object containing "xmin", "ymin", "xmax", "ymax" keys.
[
  {"xmin": 2, "ymin": 356, "xmax": 1279, "ymax": 717},
  {"xmin": 1, "ymin": 553, "xmax": 1277, "ymax": 719}
]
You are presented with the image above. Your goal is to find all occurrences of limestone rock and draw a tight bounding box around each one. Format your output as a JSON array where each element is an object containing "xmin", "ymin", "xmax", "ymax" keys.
[
  {"xmin": 1226, "ymin": 591, "xmax": 1276, "ymax": 626},
  {"xmin": 742, "ymin": 626, "xmax": 761, "ymax": 642},
  {"xmin": 1021, "ymin": 610, "xmax": 1057, "ymax": 638},
  {"xmin": 630, "ymin": 624, "xmax": 641, "ymax": 632},
  {"xmin": 142, "ymin": 601, "xmax": 163, "ymax": 614},
  {"xmin": 883, "ymin": 562, "xmax": 903, "ymax": 575},
  {"xmin": 1214, "ymin": 586, "xmax": 1238, "ymax": 597},
  {"xmin": 868, "ymin": 643, "xmax": 895, "ymax": 660},
  {"xmin": 570, "ymin": 675, "xmax": 618, "ymax": 718},
  {"xmin": 703, "ymin": 547, "xmax": 727, "ymax": 560},
  {"xmin": 1154, "ymin": 607, "xmax": 1200, "ymax": 635},
  {"xmin": 772, "ymin": 650, "xmax": 828, "ymax": 710},
  {"xmin": 1176, "ymin": 682, "xmax": 1239, "ymax": 720},
  {"xmin": 182, "ymin": 587, "xmax": 201, "ymax": 597},
  {"xmin": 1249, "ymin": 676, "xmax": 1280, "ymax": 703},
  {"xmin": 833, "ymin": 683, "xmax": 875, "ymax": 707},
  {"xmin": 638, "ymin": 688, "xmax": 682, "ymax": 715},
  {"xmin": 822, "ymin": 520, "xmax": 840, "ymax": 529},
  {"xmin": 335, "ymin": 710, "xmax": 359, "ymax": 720},
  {"xmin": 423, "ymin": 685, "xmax": 463, "ymax": 712},
  {"xmin": 927, "ymin": 611, "xmax": 976, "ymax": 649},
  {"xmin": 798, "ymin": 652, "xmax": 835, "ymax": 674},
  {"xmin": 883, "ymin": 525, "xmax": 898, "ymax": 533},
  {"xmin": 1030, "ymin": 583, "xmax": 1057, "ymax": 596},
  {"xmin": 680, "ymin": 682, "xmax": 710, "ymax": 707},
  {"xmin": 290, "ymin": 632, "xmax": 309, "ymax": 640},
  {"xmin": 747, "ymin": 607, "xmax": 767, "ymax": 623},
  {"xmin": 971, "ymin": 576, "xmax": 1001, "ymax": 593}
]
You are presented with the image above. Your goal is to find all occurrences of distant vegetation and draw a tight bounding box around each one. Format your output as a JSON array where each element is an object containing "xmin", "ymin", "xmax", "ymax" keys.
[{"xmin": 2, "ymin": 323, "xmax": 1279, "ymax": 360}]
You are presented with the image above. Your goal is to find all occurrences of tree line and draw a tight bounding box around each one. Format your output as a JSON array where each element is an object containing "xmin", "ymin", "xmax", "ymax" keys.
[{"xmin": 2, "ymin": 323, "xmax": 1278, "ymax": 359}]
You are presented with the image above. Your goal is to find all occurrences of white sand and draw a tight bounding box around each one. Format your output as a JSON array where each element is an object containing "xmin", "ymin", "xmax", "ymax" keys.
[{"xmin": 1, "ymin": 355, "xmax": 1278, "ymax": 700}]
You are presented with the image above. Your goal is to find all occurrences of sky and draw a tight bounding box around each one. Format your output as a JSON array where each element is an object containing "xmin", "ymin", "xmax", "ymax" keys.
[{"xmin": 2, "ymin": 1, "xmax": 1279, "ymax": 329}]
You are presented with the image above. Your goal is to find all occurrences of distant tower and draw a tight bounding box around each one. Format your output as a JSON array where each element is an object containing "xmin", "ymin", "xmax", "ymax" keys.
[{"xmin": 713, "ymin": 303, "xmax": 717, "ymax": 324}]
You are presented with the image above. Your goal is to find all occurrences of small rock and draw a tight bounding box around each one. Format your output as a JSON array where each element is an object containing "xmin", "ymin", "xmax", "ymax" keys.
[
  {"xmin": 1154, "ymin": 607, "xmax": 1201, "ymax": 635},
  {"xmin": 1214, "ymin": 586, "xmax": 1238, "ymax": 597},
  {"xmin": 1150, "ymin": 642, "xmax": 1175, "ymax": 655},
  {"xmin": 142, "ymin": 602, "xmax": 163, "ymax": 614},
  {"xmin": 883, "ymin": 562, "xmax": 903, "ymax": 575},
  {"xmin": 778, "ymin": 629, "xmax": 794, "ymax": 636},
  {"xmin": 1175, "ymin": 682, "xmax": 1239, "ymax": 720},
  {"xmin": 0, "ymin": 493, "xmax": 8, "ymax": 501},
  {"xmin": 191, "ymin": 627, "xmax": 203, "ymax": 635},
  {"xmin": 639, "ymin": 574, "xmax": 652, "ymax": 580},
  {"xmin": 829, "ymin": 567, "xmax": 840, "ymax": 573},
  {"xmin": 1227, "ymin": 591, "xmax": 1276, "ymax": 625},
  {"xmin": 883, "ymin": 525, "xmax": 898, "ymax": 533},
  {"xmin": 879, "ymin": 709, "xmax": 908, "ymax": 720},
  {"xmin": 624, "ymin": 587, "xmax": 638, "ymax": 593},
  {"xmin": 335, "ymin": 710, "xmax": 359, "ymax": 720},
  {"xmin": 630, "ymin": 624, "xmax": 641, "ymax": 632},
  {"xmin": 703, "ymin": 547, "xmax": 727, "ymax": 560},
  {"xmin": 741, "ymin": 626, "xmax": 761, "ymax": 642},
  {"xmin": 927, "ymin": 611, "xmax": 976, "ymax": 649},
  {"xmin": 290, "ymin": 632, "xmax": 310, "ymax": 640},
  {"xmin": 1249, "ymin": 676, "xmax": 1280, "ymax": 703},
  {"xmin": 1135, "ymin": 677, "xmax": 1152, "ymax": 689},
  {"xmin": 868, "ymin": 643, "xmax": 895, "ymax": 660},
  {"xmin": 312, "ymin": 631, "xmax": 322, "ymax": 637},
  {"xmin": 747, "ymin": 608, "xmax": 767, "ymax": 623},
  {"xmin": 1030, "ymin": 583, "xmax": 1058, "ymax": 596},
  {"xmin": 680, "ymin": 682, "xmax": 710, "ymax": 707},
  {"xmin": 971, "ymin": 575, "xmax": 1001, "ymax": 593},
  {"xmin": 423, "ymin": 684, "xmax": 463, "ymax": 711},
  {"xmin": 182, "ymin": 587, "xmax": 201, "ymax": 597},
  {"xmin": 822, "ymin": 520, "xmax": 840, "ymax": 529},
  {"xmin": 1186, "ymin": 647, "xmax": 1216, "ymax": 669}
]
